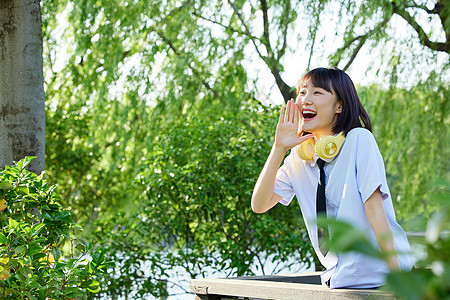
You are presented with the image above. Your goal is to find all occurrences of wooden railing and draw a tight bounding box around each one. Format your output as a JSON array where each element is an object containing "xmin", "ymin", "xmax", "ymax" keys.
[{"xmin": 190, "ymin": 271, "xmax": 395, "ymax": 300}]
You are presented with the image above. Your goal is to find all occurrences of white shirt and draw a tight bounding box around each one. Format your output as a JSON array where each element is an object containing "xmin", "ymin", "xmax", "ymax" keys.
[{"xmin": 274, "ymin": 128, "xmax": 414, "ymax": 289}]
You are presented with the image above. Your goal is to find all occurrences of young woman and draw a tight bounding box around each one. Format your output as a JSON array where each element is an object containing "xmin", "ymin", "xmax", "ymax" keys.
[{"xmin": 252, "ymin": 67, "xmax": 413, "ymax": 289}]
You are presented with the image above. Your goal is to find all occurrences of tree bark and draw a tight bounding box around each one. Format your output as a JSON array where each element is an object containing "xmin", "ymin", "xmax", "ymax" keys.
[{"xmin": 0, "ymin": 0, "xmax": 44, "ymax": 174}]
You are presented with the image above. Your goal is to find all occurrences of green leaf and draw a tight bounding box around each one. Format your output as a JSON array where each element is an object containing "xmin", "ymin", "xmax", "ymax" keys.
[
  {"xmin": 63, "ymin": 287, "xmax": 85, "ymax": 298},
  {"xmin": 15, "ymin": 245, "xmax": 27, "ymax": 255},
  {"xmin": 27, "ymin": 245, "xmax": 44, "ymax": 256},
  {"xmin": 0, "ymin": 182, "xmax": 13, "ymax": 190},
  {"xmin": 87, "ymin": 280, "xmax": 100, "ymax": 293},
  {"xmin": 386, "ymin": 270, "xmax": 425, "ymax": 300},
  {"xmin": 39, "ymin": 286, "xmax": 48, "ymax": 299},
  {"xmin": 92, "ymin": 250, "xmax": 105, "ymax": 265},
  {"xmin": 54, "ymin": 210, "xmax": 73, "ymax": 223},
  {"xmin": 21, "ymin": 156, "xmax": 36, "ymax": 169},
  {"xmin": 319, "ymin": 218, "xmax": 381, "ymax": 259},
  {"xmin": 31, "ymin": 223, "xmax": 46, "ymax": 238},
  {"xmin": 67, "ymin": 258, "xmax": 78, "ymax": 269},
  {"xmin": 33, "ymin": 252, "xmax": 47, "ymax": 260},
  {"xmin": 426, "ymin": 211, "xmax": 446, "ymax": 243},
  {"xmin": 9, "ymin": 218, "xmax": 19, "ymax": 230},
  {"xmin": 55, "ymin": 261, "xmax": 67, "ymax": 271},
  {"xmin": 0, "ymin": 233, "xmax": 7, "ymax": 244},
  {"xmin": 75, "ymin": 243, "xmax": 86, "ymax": 253},
  {"xmin": 33, "ymin": 236, "xmax": 46, "ymax": 243},
  {"xmin": 19, "ymin": 186, "xmax": 30, "ymax": 195}
]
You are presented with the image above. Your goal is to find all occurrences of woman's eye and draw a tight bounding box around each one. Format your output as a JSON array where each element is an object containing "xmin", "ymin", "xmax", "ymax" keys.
[{"xmin": 314, "ymin": 91, "xmax": 322, "ymax": 95}]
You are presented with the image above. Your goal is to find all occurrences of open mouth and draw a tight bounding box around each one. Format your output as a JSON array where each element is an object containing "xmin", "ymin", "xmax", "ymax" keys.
[{"xmin": 302, "ymin": 109, "xmax": 317, "ymax": 120}]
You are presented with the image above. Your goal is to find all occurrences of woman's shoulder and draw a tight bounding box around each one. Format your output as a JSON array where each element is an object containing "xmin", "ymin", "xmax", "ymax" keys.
[
  {"xmin": 346, "ymin": 127, "xmax": 376, "ymax": 141},
  {"xmin": 344, "ymin": 127, "xmax": 378, "ymax": 148},
  {"xmin": 346, "ymin": 127, "xmax": 373, "ymax": 138}
]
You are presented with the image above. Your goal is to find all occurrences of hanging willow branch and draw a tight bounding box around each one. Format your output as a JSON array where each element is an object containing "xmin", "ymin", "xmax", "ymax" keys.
[{"xmin": 392, "ymin": 1, "xmax": 449, "ymax": 53}]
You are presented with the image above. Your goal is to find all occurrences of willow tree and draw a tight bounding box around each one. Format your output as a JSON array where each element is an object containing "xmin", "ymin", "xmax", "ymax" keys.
[
  {"xmin": 41, "ymin": 0, "xmax": 449, "ymax": 225},
  {"xmin": 0, "ymin": 0, "xmax": 45, "ymax": 174}
]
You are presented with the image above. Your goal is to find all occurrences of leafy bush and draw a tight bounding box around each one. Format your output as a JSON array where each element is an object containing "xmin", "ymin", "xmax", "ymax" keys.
[
  {"xmin": 91, "ymin": 103, "xmax": 313, "ymax": 298},
  {"xmin": 0, "ymin": 157, "xmax": 113, "ymax": 299}
]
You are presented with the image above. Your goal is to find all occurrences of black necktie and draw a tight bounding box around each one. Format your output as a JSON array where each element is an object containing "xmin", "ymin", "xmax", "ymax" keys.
[{"xmin": 316, "ymin": 158, "xmax": 328, "ymax": 255}]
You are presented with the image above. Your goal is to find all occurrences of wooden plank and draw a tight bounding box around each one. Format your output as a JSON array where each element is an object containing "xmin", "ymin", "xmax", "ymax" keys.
[{"xmin": 190, "ymin": 272, "xmax": 395, "ymax": 300}]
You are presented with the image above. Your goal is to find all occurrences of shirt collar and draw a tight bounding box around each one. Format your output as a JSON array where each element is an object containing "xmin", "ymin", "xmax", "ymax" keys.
[{"xmin": 311, "ymin": 152, "xmax": 336, "ymax": 167}]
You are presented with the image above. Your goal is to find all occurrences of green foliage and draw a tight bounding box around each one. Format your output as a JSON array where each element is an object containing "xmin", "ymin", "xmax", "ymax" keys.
[
  {"xmin": 39, "ymin": 0, "xmax": 449, "ymax": 298},
  {"xmin": 90, "ymin": 103, "xmax": 312, "ymax": 298},
  {"xmin": 359, "ymin": 79, "xmax": 449, "ymax": 221},
  {"xmin": 0, "ymin": 157, "xmax": 113, "ymax": 299},
  {"xmin": 41, "ymin": 0, "xmax": 449, "ymax": 224},
  {"xmin": 323, "ymin": 176, "xmax": 450, "ymax": 299},
  {"xmin": 385, "ymin": 177, "xmax": 450, "ymax": 299},
  {"xmin": 318, "ymin": 217, "xmax": 383, "ymax": 260}
]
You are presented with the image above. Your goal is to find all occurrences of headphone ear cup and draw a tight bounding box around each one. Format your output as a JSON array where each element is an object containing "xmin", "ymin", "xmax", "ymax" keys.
[
  {"xmin": 315, "ymin": 132, "xmax": 345, "ymax": 159},
  {"xmin": 297, "ymin": 138, "xmax": 315, "ymax": 160}
]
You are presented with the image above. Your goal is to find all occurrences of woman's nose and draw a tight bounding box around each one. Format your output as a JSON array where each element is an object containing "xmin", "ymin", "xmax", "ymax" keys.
[{"xmin": 301, "ymin": 96, "xmax": 312, "ymax": 106}]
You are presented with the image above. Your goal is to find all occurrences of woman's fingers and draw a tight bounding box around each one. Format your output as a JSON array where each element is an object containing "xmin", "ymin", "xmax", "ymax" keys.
[
  {"xmin": 284, "ymin": 99, "xmax": 296, "ymax": 123},
  {"xmin": 289, "ymin": 99, "xmax": 295, "ymax": 123},
  {"xmin": 278, "ymin": 105, "xmax": 285, "ymax": 124},
  {"xmin": 293, "ymin": 102, "xmax": 299, "ymax": 125},
  {"xmin": 279, "ymin": 99, "xmax": 299, "ymax": 124},
  {"xmin": 285, "ymin": 99, "xmax": 291, "ymax": 122},
  {"xmin": 300, "ymin": 133, "xmax": 314, "ymax": 141}
]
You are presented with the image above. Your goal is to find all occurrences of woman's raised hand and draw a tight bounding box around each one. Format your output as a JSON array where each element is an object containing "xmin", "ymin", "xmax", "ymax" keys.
[{"xmin": 274, "ymin": 99, "xmax": 314, "ymax": 152}]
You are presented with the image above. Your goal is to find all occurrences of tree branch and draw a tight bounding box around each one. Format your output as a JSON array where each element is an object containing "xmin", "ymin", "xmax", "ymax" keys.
[
  {"xmin": 147, "ymin": 0, "xmax": 222, "ymax": 98},
  {"xmin": 277, "ymin": 0, "xmax": 291, "ymax": 61},
  {"xmin": 227, "ymin": 0, "xmax": 267, "ymax": 62},
  {"xmin": 170, "ymin": 11, "xmax": 267, "ymax": 108},
  {"xmin": 392, "ymin": 2, "xmax": 449, "ymax": 53},
  {"xmin": 403, "ymin": 0, "xmax": 440, "ymax": 14},
  {"xmin": 227, "ymin": 1, "xmax": 294, "ymax": 102},
  {"xmin": 151, "ymin": 27, "xmax": 220, "ymax": 98},
  {"xmin": 342, "ymin": 35, "xmax": 367, "ymax": 72},
  {"xmin": 307, "ymin": 13, "xmax": 320, "ymax": 72},
  {"xmin": 259, "ymin": 0, "xmax": 295, "ymax": 101},
  {"xmin": 333, "ymin": 16, "xmax": 392, "ymax": 69},
  {"xmin": 260, "ymin": 0, "xmax": 272, "ymax": 53},
  {"xmin": 192, "ymin": 12, "xmax": 260, "ymax": 41},
  {"xmin": 229, "ymin": 0, "xmax": 294, "ymax": 102},
  {"xmin": 404, "ymin": 2, "xmax": 431, "ymax": 13},
  {"xmin": 270, "ymin": 65, "xmax": 296, "ymax": 102}
]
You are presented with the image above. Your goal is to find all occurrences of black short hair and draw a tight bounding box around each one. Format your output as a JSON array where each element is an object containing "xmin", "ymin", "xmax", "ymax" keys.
[{"xmin": 297, "ymin": 67, "xmax": 372, "ymax": 135}]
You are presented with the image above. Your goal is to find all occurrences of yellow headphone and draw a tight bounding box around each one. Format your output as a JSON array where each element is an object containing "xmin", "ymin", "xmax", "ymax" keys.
[{"xmin": 297, "ymin": 132, "xmax": 346, "ymax": 160}]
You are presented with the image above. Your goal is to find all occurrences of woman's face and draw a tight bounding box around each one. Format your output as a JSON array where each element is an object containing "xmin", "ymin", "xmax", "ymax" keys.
[{"xmin": 296, "ymin": 81, "xmax": 342, "ymax": 139}]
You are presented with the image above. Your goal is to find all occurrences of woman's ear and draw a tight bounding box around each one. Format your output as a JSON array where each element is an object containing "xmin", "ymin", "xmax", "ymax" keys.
[{"xmin": 335, "ymin": 101, "xmax": 342, "ymax": 114}]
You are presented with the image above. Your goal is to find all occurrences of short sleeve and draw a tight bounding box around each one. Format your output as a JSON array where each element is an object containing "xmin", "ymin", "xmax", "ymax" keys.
[
  {"xmin": 274, "ymin": 154, "xmax": 296, "ymax": 206},
  {"xmin": 355, "ymin": 130, "xmax": 390, "ymax": 203}
]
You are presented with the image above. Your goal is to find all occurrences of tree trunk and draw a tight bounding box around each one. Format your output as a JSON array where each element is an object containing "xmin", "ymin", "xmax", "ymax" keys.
[{"xmin": 0, "ymin": 0, "xmax": 44, "ymax": 175}]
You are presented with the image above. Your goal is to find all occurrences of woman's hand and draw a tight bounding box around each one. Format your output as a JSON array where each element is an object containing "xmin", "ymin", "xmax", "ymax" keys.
[{"xmin": 275, "ymin": 99, "xmax": 314, "ymax": 152}]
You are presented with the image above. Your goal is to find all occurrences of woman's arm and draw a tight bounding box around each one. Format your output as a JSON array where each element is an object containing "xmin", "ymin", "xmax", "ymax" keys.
[
  {"xmin": 251, "ymin": 99, "xmax": 313, "ymax": 213},
  {"xmin": 251, "ymin": 145, "xmax": 285, "ymax": 213},
  {"xmin": 364, "ymin": 188, "xmax": 401, "ymax": 271}
]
